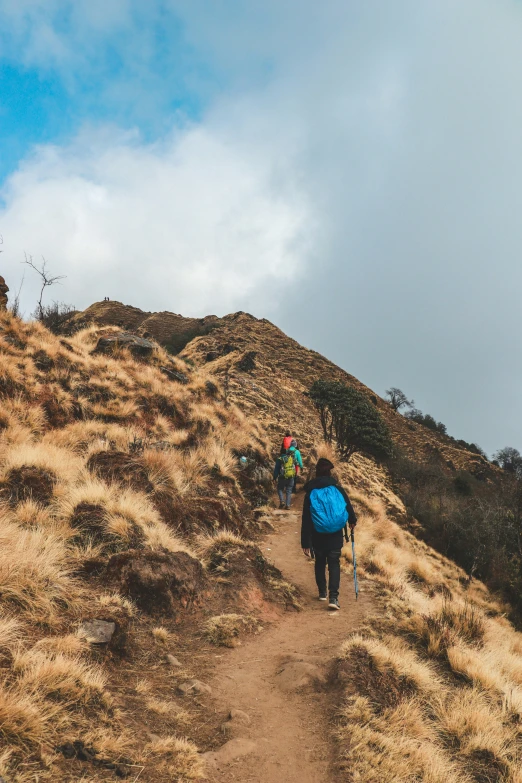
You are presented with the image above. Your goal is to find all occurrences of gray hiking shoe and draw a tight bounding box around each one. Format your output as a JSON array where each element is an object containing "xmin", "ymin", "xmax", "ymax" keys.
[{"xmin": 328, "ymin": 597, "xmax": 340, "ymax": 611}]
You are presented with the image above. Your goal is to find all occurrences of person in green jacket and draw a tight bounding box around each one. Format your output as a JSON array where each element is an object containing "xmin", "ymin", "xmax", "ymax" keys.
[{"xmin": 289, "ymin": 440, "xmax": 303, "ymax": 494}]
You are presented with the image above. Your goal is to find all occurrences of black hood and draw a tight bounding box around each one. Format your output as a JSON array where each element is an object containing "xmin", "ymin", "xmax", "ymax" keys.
[{"xmin": 303, "ymin": 476, "xmax": 338, "ymax": 493}]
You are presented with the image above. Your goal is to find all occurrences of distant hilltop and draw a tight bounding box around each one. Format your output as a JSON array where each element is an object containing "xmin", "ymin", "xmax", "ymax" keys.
[
  {"xmin": 62, "ymin": 299, "xmax": 225, "ymax": 353},
  {"xmin": 63, "ymin": 300, "xmax": 495, "ymax": 482}
]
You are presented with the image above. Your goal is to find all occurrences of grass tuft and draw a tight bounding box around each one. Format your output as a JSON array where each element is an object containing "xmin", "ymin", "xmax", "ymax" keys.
[{"xmin": 204, "ymin": 613, "xmax": 260, "ymax": 648}]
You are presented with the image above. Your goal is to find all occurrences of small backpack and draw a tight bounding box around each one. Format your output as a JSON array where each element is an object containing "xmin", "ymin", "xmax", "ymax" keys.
[
  {"xmin": 280, "ymin": 452, "xmax": 296, "ymax": 479},
  {"xmin": 309, "ymin": 485, "xmax": 348, "ymax": 534}
]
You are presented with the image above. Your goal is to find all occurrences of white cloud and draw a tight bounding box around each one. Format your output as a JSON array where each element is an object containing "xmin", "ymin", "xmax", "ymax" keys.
[{"xmin": 0, "ymin": 119, "xmax": 310, "ymax": 316}]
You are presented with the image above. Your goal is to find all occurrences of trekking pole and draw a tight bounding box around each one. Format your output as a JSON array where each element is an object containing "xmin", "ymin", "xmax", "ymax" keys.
[{"xmin": 351, "ymin": 528, "xmax": 359, "ymax": 600}]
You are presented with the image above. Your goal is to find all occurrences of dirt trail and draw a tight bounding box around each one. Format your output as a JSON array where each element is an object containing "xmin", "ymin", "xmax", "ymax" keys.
[{"xmin": 204, "ymin": 504, "xmax": 369, "ymax": 782}]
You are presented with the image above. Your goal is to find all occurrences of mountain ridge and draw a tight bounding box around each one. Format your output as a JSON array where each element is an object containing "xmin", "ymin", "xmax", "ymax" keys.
[{"xmin": 66, "ymin": 300, "xmax": 495, "ymax": 482}]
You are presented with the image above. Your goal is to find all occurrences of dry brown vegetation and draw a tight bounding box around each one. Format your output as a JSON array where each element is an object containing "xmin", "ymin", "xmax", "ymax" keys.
[
  {"xmin": 334, "ymin": 481, "xmax": 522, "ymax": 783},
  {"xmin": 0, "ymin": 310, "xmax": 277, "ymax": 782},
  {"xmin": 204, "ymin": 613, "xmax": 260, "ymax": 647},
  {"xmin": 3, "ymin": 301, "xmax": 520, "ymax": 782}
]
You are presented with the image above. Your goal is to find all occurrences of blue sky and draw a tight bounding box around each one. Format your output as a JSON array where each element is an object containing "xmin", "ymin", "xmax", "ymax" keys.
[
  {"xmin": 0, "ymin": 3, "xmax": 218, "ymax": 182},
  {"xmin": 0, "ymin": 65, "xmax": 70, "ymax": 181},
  {"xmin": 2, "ymin": 0, "xmax": 522, "ymax": 456}
]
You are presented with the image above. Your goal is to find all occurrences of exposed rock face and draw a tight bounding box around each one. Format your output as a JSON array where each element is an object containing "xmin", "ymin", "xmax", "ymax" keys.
[
  {"xmin": 92, "ymin": 332, "xmax": 155, "ymax": 359},
  {"xmin": 177, "ymin": 679, "xmax": 212, "ymax": 696},
  {"xmin": 160, "ymin": 366, "xmax": 189, "ymax": 384},
  {"xmin": 236, "ymin": 351, "xmax": 257, "ymax": 372},
  {"xmin": 0, "ymin": 276, "xmax": 8, "ymax": 309}
]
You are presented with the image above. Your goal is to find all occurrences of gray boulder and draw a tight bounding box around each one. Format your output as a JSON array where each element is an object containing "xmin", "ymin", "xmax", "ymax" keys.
[
  {"xmin": 92, "ymin": 332, "xmax": 155, "ymax": 359},
  {"xmin": 160, "ymin": 366, "xmax": 189, "ymax": 384},
  {"xmin": 78, "ymin": 619, "xmax": 116, "ymax": 644}
]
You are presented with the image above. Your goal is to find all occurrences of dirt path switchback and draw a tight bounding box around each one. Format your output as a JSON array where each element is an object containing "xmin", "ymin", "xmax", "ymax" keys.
[{"xmin": 203, "ymin": 504, "xmax": 369, "ymax": 782}]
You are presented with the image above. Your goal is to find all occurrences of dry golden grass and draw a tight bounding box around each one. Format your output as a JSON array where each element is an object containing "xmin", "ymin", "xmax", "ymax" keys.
[
  {"xmin": 145, "ymin": 698, "xmax": 192, "ymax": 727},
  {"xmin": 0, "ymin": 395, "xmax": 46, "ymax": 434},
  {"xmin": 98, "ymin": 591, "xmax": 135, "ymax": 614},
  {"xmin": 142, "ymin": 735, "xmax": 205, "ymax": 780},
  {"xmin": 199, "ymin": 438, "xmax": 237, "ymax": 478},
  {"xmin": 204, "ymin": 613, "xmax": 260, "ymax": 647},
  {"xmin": 152, "ymin": 626, "xmax": 170, "ymax": 643},
  {"xmin": 0, "ymin": 310, "xmax": 273, "ymax": 780},
  {"xmin": 33, "ymin": 633, "xmax": 87, "ymax": 657},
  {"xmin": 0, "ymin": 519, "xmax": 76, "ymax": 621},
  {"xmin": 141, "ymin": 448, "xmax": 192, "ymax": 495},
  {"xmin": 339, "ymin": 695, "xmax": 470, "ymax": 783},
  {"xmin": 13, "ymin": 648, "xmax": 108, "ymax": 706},
  {"xmin": 12, "ymin": 499, "xmax": 53, "ymax": 529},
  {"xmin": 333, "ymin": 464, "xmax": 522, "ymax": 782},
  {"xmin": 55, "ymin": 478, "xmax": 196, "ymax": 556},
  {"xmin": 0, "ymin": 440, "xmax": 83, "ymax": 488},
  {"xmin": 197, "ymin": 529, "xmax": 247, "ymax": 555},
  {"xmin": 0, "ymin": 615, "xmax": 23, "ymax": 653}
]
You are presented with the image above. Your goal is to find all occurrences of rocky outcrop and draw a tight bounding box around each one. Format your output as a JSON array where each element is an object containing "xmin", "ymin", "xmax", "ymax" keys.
[
  {"xmin": 0, "ymin": 276, "xmax": 8, "ymax": 310},
  {"xmin": 92, "ymin": 332, "xmax": 156, "ymax": 359}
]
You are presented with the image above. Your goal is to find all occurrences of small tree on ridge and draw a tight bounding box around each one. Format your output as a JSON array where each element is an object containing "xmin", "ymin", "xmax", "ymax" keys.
[
  {"xmin": 386, "ymin": 387, "xmax": 414, "ymax": 412},
  {"xmin": 309, "ymin": 380, "xmax": 393, "ymax": 461}
]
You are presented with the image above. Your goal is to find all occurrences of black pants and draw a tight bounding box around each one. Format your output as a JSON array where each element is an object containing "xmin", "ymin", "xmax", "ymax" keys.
[{"xmin": 314, "ymin": 548, "xmax": 341, "ymax": 599}]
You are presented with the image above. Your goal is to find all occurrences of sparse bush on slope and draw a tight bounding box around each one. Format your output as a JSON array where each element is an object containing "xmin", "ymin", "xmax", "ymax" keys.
[
  {"xmin": 387, "ymin": 448, "xmax": 522, "ymax": 618},
  {"xmin": 37, "ymin": 301, "xmax": 77, "ymax": 334},
  {"xmin": 335, "ymin": 486, "xmax": 522, "ymax": 783},
  {"xmin": 405, "ymin": 407, "xmax": 448, "ymax": 435}
]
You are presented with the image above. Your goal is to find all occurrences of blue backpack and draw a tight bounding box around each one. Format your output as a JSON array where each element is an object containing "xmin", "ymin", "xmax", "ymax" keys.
[{"xmin": 309, "ymin": 485, "xmax": 348, "ymax": 534}]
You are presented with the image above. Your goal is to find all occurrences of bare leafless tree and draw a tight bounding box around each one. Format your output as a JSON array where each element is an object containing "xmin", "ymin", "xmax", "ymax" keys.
[
  {"xmin": 22, "ymin": 254, "xmax": 66, "ymax": 319},
  {"xmin": 385, "ymin": 387, "xmax": 415, "ymax": 413}
]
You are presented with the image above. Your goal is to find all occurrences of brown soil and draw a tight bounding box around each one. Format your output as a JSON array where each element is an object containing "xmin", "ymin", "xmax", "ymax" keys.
[
  {"xmin": 203, "ymin": 499, "xmax": 369, "ymax": 783},
  {"xmin": 49, "ymin": 495, "xmax": 368, "ymax": 782},
  {"xmin": 0, "ymin": 465, "xmax": 56, "ymax": 505},
  {"xmin": 104, "ymin": 548, "xmax": 206, "ymax": 615}
]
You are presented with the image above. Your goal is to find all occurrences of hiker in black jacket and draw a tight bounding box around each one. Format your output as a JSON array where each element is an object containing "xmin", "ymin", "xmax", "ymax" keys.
[{"xmin": 301, "ymin": 457, "xmax": 357, "ymax": 610}]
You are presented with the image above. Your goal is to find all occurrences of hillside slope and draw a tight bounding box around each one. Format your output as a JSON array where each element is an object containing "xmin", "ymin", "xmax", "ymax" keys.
[
  {"xmin": 0, "ymin": 310, "xmax": 298, "ymax": 782},
  {"xmin": 2, "ymin": 302, "xmax": 520, "ymax": 782},
  {"xmin": 68, "ymin": 301, "xmax": 493, "ymax": 480}
]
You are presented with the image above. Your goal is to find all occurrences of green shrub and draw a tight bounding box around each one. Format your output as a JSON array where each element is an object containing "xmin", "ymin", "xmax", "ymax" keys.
[
  {"xmin": 387, "ymin": 448, "xmax": 522, "ymax": 620},
  {"xmin": 309, "ymin": 380, "xmax": 392, "ymax": 461},
  {"xmin": 405, "ymin": 408, "xmax": 447, "ymax": 435}
]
